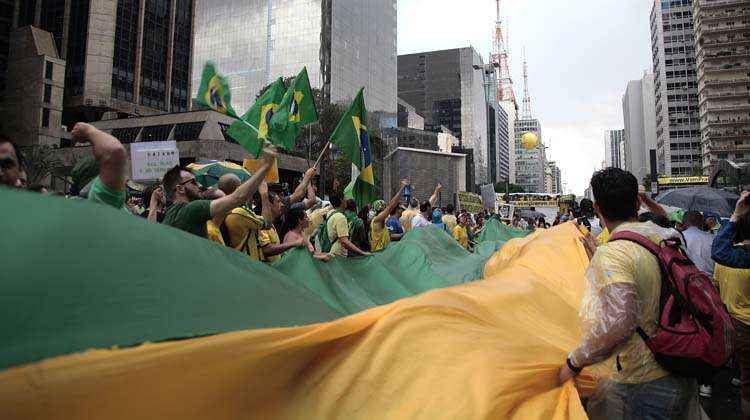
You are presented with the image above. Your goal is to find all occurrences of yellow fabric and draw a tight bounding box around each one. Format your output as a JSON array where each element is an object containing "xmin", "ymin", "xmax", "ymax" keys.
[
  {"xmin": 400, "ymin": 208, "xmax": 418, "ymax": 232},
  {"xmin": 442, "ymin": 214, "xmax": 457, "ymax": 232},
  {"xmin": 369, "ymin": 219, "xmax": 390, "ymax": 252},
  {"xmin": 206, "ymin": 220, "xmax": 225, "ymax": 246},
  {"xmin": 259, "ymin": 227, "xmax": 281, "ymax": 263},
  {"xmin": 243, "ymin": 157, "xmax": 279, "ymax": 183},
  {"xmin": 597, "ymin": 226, "xmax": 610, "ymax": 244},
  {"xmin": 327, "ymin": 210, "xmax": 349, "ymax": 257},
  {"xmin": 224, "ymin": 207, "xmax": 266, "ymax": 261},
  {"xmin": 584, "ymin": 222, "xmax": 670, "ymax": 384},
  {"xmin": 716, "ymin": 263, "xmax": 750, "ymax": 326},
  {"xmin": 0, "ymin": 224, "xmax": 596, "ymax": 420},
  {"xmin": 452, "ymin": 224, "xmax": 469, "ymax": 249},
  {"xmin": 304, "ymin": 205, "xmax": 331, "ymax": 238}
]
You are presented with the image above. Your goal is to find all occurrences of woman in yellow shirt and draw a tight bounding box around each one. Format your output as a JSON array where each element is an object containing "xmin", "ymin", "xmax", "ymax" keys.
[
  {"xmin": 370, "ymin": 180, "xmax": 408, "ymax": 252},
  {"xmin": 452, "ymin": 214, "xmax": 470, "ymax": 250}
]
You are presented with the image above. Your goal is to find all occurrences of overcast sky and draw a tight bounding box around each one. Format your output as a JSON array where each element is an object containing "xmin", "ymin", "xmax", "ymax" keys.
[{"xmin": 398, "ymin": 0, "xmax": 654, "ymax": 195}]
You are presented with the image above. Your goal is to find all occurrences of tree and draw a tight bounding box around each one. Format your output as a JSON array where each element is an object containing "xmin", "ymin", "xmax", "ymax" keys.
[
  {"xmin": 22, "ymin": 145, "xmax": 63, "ymax": 185},
  {"xmin": 494, "ymin": 181, "xmax": 524, "ymax": 194}
]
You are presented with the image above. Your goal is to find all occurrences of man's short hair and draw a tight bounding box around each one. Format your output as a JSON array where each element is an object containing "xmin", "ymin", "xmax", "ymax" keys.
[
  {"xmin": 0, "ymin": 136, "xmax": 25, "ymax": 170},
  {"xmin": 162, "ymin": 165, "xmax": 184, "ymax": 201},
  {"xmin": 217, "ymin": 173, "xmax": 241, "ymax": 195},
  {"xmin": 419, "ymin": 200, "xmax": 431, "ymax": 213},
  {"xmin": 590, "ymin": 168, "xmax": 639, "ymax": 222},
  {"xmin": 329, "ymin": 191, "xmax": 343, "ymax": 208},
  {"xmin": 446, "ymin": 203, "xmax": 455, "ymax": 214},
  {"xmin": 683, "ymin": 211, "xmax": 705, "ymax": 229},
  {"xmin": 345, "ymin": 198, "xmax": 357, "ymax": 212},
  {"xmin": 410, "ymin": 197, "xmax": 419, "ymax": 208}
]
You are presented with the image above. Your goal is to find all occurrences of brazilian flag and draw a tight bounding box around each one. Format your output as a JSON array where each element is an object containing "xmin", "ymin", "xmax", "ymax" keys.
[
  {"xmin": 269, "ymin": 67, "xmax": 318, "ymax": 150},
  {"xmin": 196, "ymin": 62, "xmax": 238, "ymax": 119},
  {"xmin": 332, "ymin": 88, "xmax": 375, "ymax": 210},
  {"xmin": 227, "ymin": 77, "xmax": 285, "ymax": 157}
]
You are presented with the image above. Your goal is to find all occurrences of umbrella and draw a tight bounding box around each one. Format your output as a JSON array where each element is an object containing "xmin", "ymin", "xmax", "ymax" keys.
[
  {"xmin": 186, "ymin": 161, "xmax": 251, "ymax": 188},
  {"xmin": 517, "ymin": 209, "xmax": 545, "ymax": 220},
  {"xmin": 655, "ymin": 186, "xmax": 738, "ymax": 218}
]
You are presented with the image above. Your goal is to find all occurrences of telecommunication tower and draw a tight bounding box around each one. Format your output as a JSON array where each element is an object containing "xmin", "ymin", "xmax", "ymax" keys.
[
  {"xmin": 490, "ymin": 0, "xmax": 516, "ymax": 107},
  {"xmin": 521, "ymin": 55, "xmax": 533, "ymax": 120}
]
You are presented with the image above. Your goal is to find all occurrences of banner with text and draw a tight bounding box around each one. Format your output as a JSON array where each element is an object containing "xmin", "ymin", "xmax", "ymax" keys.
[
  {"xmin": 456, "ymin": 191, "xmax": 484, "ymax": 213},
  {"xmin": 130, "ymin": 141, "xmax": 179, "ymax": 181}
]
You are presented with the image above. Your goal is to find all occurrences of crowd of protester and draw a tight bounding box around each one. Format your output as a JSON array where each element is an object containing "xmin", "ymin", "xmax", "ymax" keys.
[{"xmin": 5, "ymin": 124, "xmax": 750, "ymax": 418}]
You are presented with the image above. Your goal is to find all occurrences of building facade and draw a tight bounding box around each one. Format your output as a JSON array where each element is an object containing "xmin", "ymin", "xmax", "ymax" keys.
[
  {"xmin": 383, "ymin": 146, "xmax": 466, "ymax": 208},
  {"xmin": 623, "ymin": 73, "xmax": 658, "ymax": 184},
  {"xmin": 514, "ymin": 118, "xmax": 545, "ymax": 193},
  {"xmin": 604, "ymin": 129, "xmax": 624, "ymax": 168},
  {"xmin": 397, "ymin": 98, "xmax": 424, "ymax": 130},
  {"xmin": 397, "ymin": 47, "xmax": 491, "ymax": 185},
  {"xmin": 693, "ymin": 0, "xmax": 750, "ymax": 172},
  {"xmin": 499, "ymin": 100, "xmax": 517, "ymax": 184},
  {"xmin": 650, "ymin": 0, "xmax": 702, "ymax": 176},
  {"xmin": 192, "ymin": 0, "xmax": 397, "ymax": 115},
  {"xmin": 496, "ymin": 102, "xmax": 510, "ymax": 183},
  {"xmin": 544, "ymin": 160, "xmax": 561, "ymax": 194},
  {"xmin": 3, "ymin": 0, "xmax": 195, "ymax": 146}
]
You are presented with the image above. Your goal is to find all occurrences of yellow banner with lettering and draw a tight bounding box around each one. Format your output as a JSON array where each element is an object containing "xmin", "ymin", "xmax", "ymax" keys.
[
  {"xmin": 456, "ymin": 191, "xmax": 484, "ymax": 213},
  {"xmin": 657, "ymin": 176, "xmax": 708, "ymax": 186}
]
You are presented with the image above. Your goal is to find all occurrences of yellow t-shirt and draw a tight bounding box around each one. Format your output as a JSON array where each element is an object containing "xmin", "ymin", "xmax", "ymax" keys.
[
  {"xmin": 259, "ymin": 227, "xmax": 282, "ymax": 263},
  {"xmin": 597, "ymin": 227, "xmax": 610, "ymax": 244},
  {"xmin": 304, "ymin": 205, "xmax": 332, "ymax": 238},
  {"xmin": 716, "ymin": 263, "xmax": 750, "ymax": 326},
  {"xmin": 224, "ymin": 207, "xmax": 266, "ymax": 261},
  {"xmin": 370, "ymin": 219, "xmax": 390, "ymax": 252},
  {"xmin": 327, "ymin": 210, "xmax": 349, "ymax": 257},
  {"xmin": 442, "ymin": 214, "xmax": 458, "ymax": 232},
  {"xmin": 452, "ymin": 225, "xmax": 469, "ymax": 250},
  {"xmin": 400, "ymin": 209, "xmax": 419, "ymax": 232},
  {"xmin": 206, "ymin": 220, "xmax": 225, "ymax": 246},
  {"xmin": 581, "ymin": 222, "xmax": 673, "ymax": 384}
]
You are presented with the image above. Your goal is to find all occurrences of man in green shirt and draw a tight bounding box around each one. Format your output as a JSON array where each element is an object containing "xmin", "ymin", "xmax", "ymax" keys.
[
  {"xmin": 71, "ymin": 123, "xmax": 128, "ymax": 210},
  {"xmin": 161, "ymin": 142, "xmax": 277, "ymax": 238}
]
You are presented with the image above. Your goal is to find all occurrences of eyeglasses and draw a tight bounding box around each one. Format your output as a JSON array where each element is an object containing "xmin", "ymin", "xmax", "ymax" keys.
[{"xmin": 179, "ymin": 178, "xmax": 198, "ymax": 187}]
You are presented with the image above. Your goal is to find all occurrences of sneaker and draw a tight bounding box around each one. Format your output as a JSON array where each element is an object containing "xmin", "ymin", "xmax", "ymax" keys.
[
  {"xmin": 731, "ymin": 378, "xmax": 742, "ymax": 387},
  {"xmin": 699, "ymin": 385, "xmax": 712, "ymax": 398}
]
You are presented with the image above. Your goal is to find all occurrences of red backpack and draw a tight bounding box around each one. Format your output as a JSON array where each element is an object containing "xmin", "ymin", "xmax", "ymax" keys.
[{"xmin": 610, "ymin": 231, "xmax": 735, "ymax": 380}]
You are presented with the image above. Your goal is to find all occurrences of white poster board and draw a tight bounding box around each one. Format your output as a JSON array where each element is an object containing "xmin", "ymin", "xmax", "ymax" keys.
[
  {"xmin": 480, "ymin": 184, "xmax": 496, "ymax": 211},
  {"xmin": 130, "ymin": 141, "xmax": 179, "ymax": 181},
  {"xmin": 498, "ymin": 203, "xmax": 515, "ymax": 221}
]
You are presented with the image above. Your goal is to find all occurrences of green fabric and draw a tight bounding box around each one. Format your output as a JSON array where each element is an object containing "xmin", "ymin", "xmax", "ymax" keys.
[
  {"xmin": 69, "ymin": 156, "xmax": 99, "ymax": 195},
  {"xmin": 162, "ymin": 200, "xmax": 212, "ymax": 238},
  {"xmin": 195, "ymin": 61, "xmax": 238, "ymax": 118},
  {"xmin": 189, "ymin": 162, "xmax": 250, "ymax": 188},
  {"xmin": 1, "ymin": 189, "xmax": 498, "ymax": 369},
  {"xmin": 474, "ymin": 219, "xmax": 530, "ymax": 258},
  {"xmin": 87, "ymin": 176, "xmax": 126, "ymax": 210},
  {"xmin": 228, "ymin": 77, "xmax": 285, "ymax": 157},
  {"xmin": 345, "ymin": 209, "xmax": 367, "ymax": 250},
  {"xmin": 269, "ymin": 66, "xmax": 318, "ymax": 149}
]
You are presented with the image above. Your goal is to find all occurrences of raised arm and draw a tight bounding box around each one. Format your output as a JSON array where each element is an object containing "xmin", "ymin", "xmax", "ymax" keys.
[
  {"xmin": 374, "ymin": 179, "xmax": 408, "ymax": 226},
  {"xmin": 72, "ymin": 122, "xmax": 127, "ymax": 192},
  {"xmin": 288, "ymin": 167, "xmax": 317, "ymax": 205},
  {"xmin": 429, "ymin": 183, "xmax": 443, "ymax": 207},
  {"xmin": 210, "ymin": 143, "xmax": 276, "ymax": 220},
  {"xmin": 258, "ymin": 181, "xmax": 273, "ymax": 225},
  {"xmin": 303, "ymin": 183, "xmax": 317, "ymax": 210},
  {"xmin": 639, "ymin": 192, "xmax": 668, "ymax": 217},
  {"xmin": 147, "ymin": 186, "xmax": 165, "ymax": 223},
  {"xmin": 712, "ymin": 191, "xmax": 750, "ymax": 268}
]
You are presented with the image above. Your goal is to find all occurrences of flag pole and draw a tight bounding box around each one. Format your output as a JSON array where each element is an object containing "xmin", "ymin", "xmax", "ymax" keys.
[{"xmin": 312, "ymin": 140, "xmax": 330, "ymax": 169}]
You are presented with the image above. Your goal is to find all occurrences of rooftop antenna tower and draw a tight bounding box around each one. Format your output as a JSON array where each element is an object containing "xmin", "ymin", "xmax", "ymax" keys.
[
  {"xmin": 521, "ymin": 50, "xmax": 533, "ymax": 120},
  {"xmin": 490, "ymin": 0, "xmax": 516, "ymax": 108}
]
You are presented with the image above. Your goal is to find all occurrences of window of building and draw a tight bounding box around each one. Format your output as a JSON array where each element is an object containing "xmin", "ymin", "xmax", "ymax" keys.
[
  {"xmin": 173, "ymin": 122, "xmax": 204, "ymax": 141},
  {"xmin": 44, "ymin": 84, "xmax": 52, "ymax": 103},
  {"xmin": 45, "ymin": 62, "xmax": 53, "ymax": 80},
  {"xmin": 111, "ymin": 0, "xmax": 139, "ymax": 102},
  {"xmin": 111, "ymin": 127, "xmax": 142, "ymax": 144},
  {"xmin": 140, "ymin": 124, "xmax": 174, "ymax": 142},
  {"xmin": 42, "ymin": 108, "xmax": 50, "ymax": 128}
]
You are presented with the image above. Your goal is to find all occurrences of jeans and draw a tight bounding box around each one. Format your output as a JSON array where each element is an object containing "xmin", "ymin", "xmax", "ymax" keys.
[{"xmin": 596, "ymin": 375, "xmax": 695, "ymax": 420}]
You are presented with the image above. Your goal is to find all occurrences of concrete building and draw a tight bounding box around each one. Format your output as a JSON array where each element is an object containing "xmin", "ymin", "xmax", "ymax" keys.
[
  {"xmin": 2, "ymin": 0, "xmax": 195, "ymax": 146},
  {"xmin": 397, "ymin": 98, "xmax": 424, "ymax": 130},
  {"xmin": 397, "ymin": 47, "xmax": 491, "ymax": 185},
  {"xmin": 514, "ymin": 118, "xmax": 546, "ymax": 193},
  {"xmin": 650, "ymin": 0, "xmax": 702, "ymax": 176},
  {"xmin": 496, "ymin": 102, "xmax": 511, "ymax": 183},
  {"xmin": 4, "ymin": 26, "xmax": 66, "ymax": 146},
  {"xmin": 623, "ymin": 73, "xmax": 658, "ymax": 184},
  {"xmin": 604, "ymin": 129, "xmax": 624, "ymax": 168},
  {"xmin": 500, "ymin": 100, "xmax": 517, "ymax": 184},
  {"xmin": 192, "ymin": 0, "xmax": 397, "ymax": 115},
  {"xmin": 383, "ymin": 146, "xmax": 466, "ymax": 208},
  {"xmin": 545, "ymin": 161, "xmax": 562, "ymax": 194},
  {"xmin": 693, "ymin": 0, "xmax": 750, "ymax": 172}
]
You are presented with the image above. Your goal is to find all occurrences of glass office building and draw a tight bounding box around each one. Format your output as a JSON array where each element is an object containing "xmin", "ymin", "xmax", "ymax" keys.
[{"xmin": 192, "ymin": 0, "xmax": 397, "ymax": 114}]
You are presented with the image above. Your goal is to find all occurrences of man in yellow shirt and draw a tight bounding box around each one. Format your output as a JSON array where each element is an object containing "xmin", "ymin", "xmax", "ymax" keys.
[
  {"xmin": 442, "ymin": 204, "xmax": 458, "ymax": 232},
  {"xmin": 326, "ymin": 191, "xmax": 370, "ymax": 258},
  {"xmin": 559, "ymin": 168, "xmax": 693, "ymax": 417},
  {"xmin": 257, "ymin": 181, "xmax": 304, "ymax": 263},
  {"xmin": 452, "ymin": 213, "xmax": 469, "ymax": 250},
  {"xmin": 370, "ymin": 180, "xmax": 408, "ymax": 252},
  {"xmin": 400, "ymin": 198, "xmax": 420, "ymax": 233}
]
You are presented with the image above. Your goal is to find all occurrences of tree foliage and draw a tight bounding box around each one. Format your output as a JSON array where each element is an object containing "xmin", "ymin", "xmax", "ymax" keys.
[
  {"xmin": 22, "ymin": 145, "xmax": 63, "ymax": 185},
  {"xmin": 494, "ymin": 181, "xmax": 525, "ymax": 194}
]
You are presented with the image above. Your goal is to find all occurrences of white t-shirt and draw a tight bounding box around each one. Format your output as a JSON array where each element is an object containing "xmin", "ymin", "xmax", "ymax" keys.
[
  {"xmin": 411, "ymin": 214, "xmax": 431, "ymax": 230},
  {"xmin": 682, "ymin": 226, "xmax": 715, "ymax": 276}
]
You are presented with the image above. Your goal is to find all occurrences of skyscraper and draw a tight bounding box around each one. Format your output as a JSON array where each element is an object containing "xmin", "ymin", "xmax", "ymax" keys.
[
  {"xmin": 3, "ymin": 0, "xmax": 196, "ymax": 145},
  {"xmin": 650, "ymin": 0, "xmax": 702, "ymax": 176},
  {"xmin": 623, "ymin": 73, "xmax": 658, "ymax": 184},
  {"xmin": 604, "ymin": 129, "xmax": 624, "ymax": 169},
  {"xmin": 192, "ymin": 0, "xmax": 397, "ymax": 115},
  {"xmin": 514, "ymin": 118, "xmax": 545, "ymax": 193},
  {"xmin": 693, "ymin": 0, "xmax": 750, "ymax": 172},
  {"xmin": 398, "ymin": 47, "xmax": 491, "ymax": 184}
]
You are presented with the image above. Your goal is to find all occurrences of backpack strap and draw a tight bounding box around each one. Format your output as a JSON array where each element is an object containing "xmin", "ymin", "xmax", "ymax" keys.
[{"xmin": 609, "ymin": 231, "xmax": 662, "ymax": 256}]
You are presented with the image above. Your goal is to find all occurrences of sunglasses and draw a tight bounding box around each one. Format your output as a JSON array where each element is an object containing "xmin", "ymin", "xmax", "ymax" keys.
[{"xmin": 179, "ymin": 178, "xmax": 198, "ymax": 187}]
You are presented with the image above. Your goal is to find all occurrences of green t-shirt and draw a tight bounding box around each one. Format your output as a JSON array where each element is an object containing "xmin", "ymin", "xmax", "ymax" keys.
[
  {"xmin": 163, "ymin": 200, "xmax": 212, "ymax": 238},
  {"xmin": 87, "ymin": 176, "xmax": 127, "ymax": 210}
]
